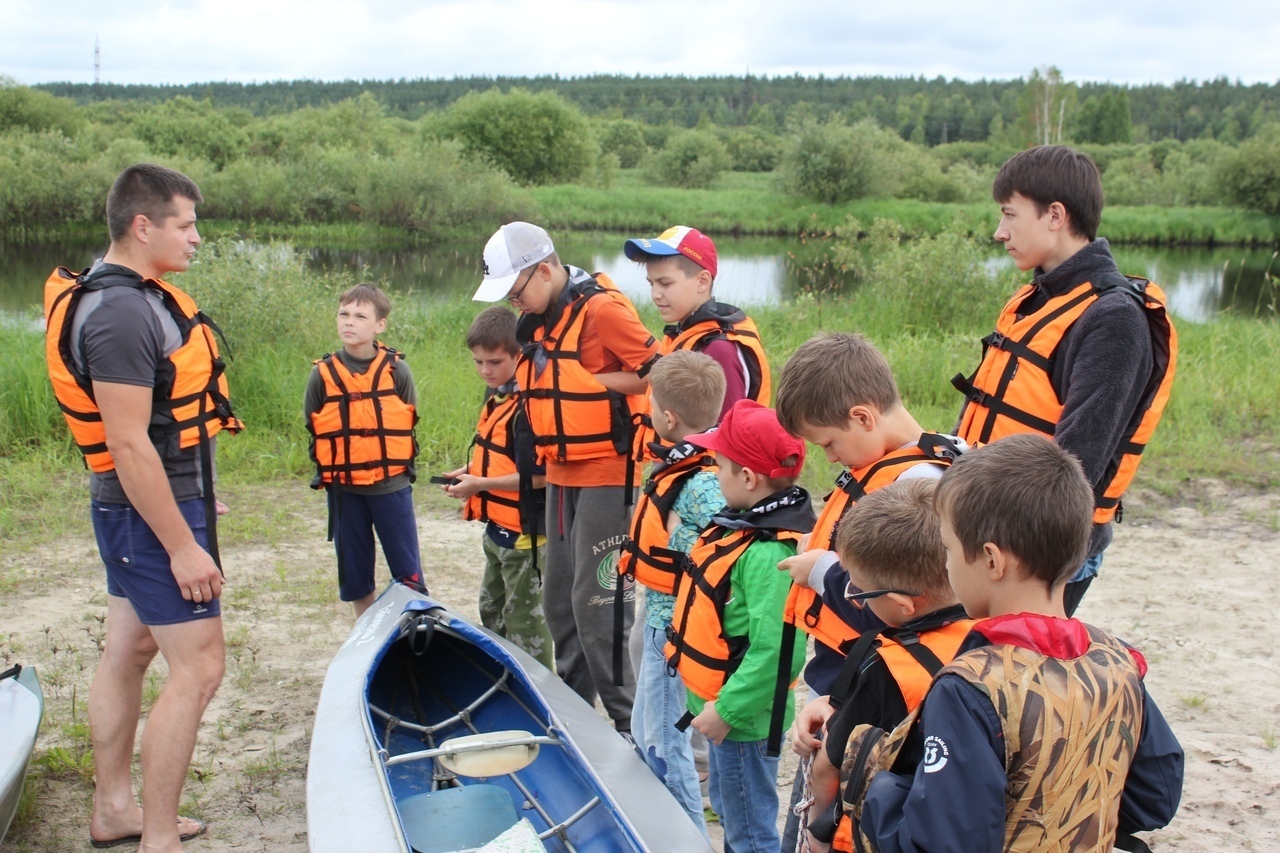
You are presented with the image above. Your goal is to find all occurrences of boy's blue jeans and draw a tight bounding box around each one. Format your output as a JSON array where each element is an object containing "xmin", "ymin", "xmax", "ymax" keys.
[
  {"xmin": 708, "ymin": 736, "xmax": 781, "ymax": 853},
  {"xmin": 633, "ymin": 624, "xmax": 707, "ymax": 835}
]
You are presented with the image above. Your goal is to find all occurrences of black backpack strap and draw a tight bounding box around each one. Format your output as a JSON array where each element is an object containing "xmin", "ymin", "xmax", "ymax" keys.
[{"xmin": 829, "ymin": 628, "xmax": 885, "ymax": 710}]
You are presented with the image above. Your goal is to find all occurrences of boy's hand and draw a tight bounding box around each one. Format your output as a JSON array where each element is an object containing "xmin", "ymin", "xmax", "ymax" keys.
[
  {"xmin": 445, "ymin": 474, "xmax": 486, "ymax": 500},
  {"xmin": 690, "ymin": 701, "xmax": 732, "ymax": 745},
  {"xmin": 778, "ymin": 549, "xmax": 823, "ymax": 587},
  {"xmin": 792, "ymin": 695, "xmax": 833, "ymax": 757},
  {"xmin": 442, "ymin": 465, "xmax": 468, "ymax": 480}
]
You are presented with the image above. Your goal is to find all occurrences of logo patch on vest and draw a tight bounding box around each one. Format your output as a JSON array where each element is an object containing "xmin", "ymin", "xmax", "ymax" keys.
[{"xmin": 922, "ymin": 735, "xmax": 950, "ymax": 773}]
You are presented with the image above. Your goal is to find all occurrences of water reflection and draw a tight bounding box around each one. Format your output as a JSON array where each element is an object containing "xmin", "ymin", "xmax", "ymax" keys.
[{"xmin": 3, "ymin": 236, "xmax": 1274, "ymax": 323}]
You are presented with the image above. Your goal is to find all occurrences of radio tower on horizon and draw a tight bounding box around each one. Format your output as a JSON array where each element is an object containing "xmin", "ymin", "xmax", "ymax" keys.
[{"xmin": 94, "ymin": 36, "xmax": 100, "ymax": 85}]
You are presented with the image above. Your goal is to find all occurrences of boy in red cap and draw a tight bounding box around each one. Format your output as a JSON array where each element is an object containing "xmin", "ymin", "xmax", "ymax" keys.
[
  {"xmin": 623, "ymin": 226, "xmax": 770, "ymax": 431},
  {"xmin": 664, "ymin": 399, "xmax": 815, "ymax": 852}
]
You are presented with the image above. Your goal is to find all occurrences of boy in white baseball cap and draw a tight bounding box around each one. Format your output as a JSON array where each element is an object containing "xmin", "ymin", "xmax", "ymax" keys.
[{"xmin": 474, "ymin": 221, "xmax": 659, "ymax": 733}]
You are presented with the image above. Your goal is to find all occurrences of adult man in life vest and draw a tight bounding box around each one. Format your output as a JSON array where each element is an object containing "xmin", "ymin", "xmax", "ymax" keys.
[{"xmin": 45, "ymin": 164, "xmax": 241, "ymax": 852}]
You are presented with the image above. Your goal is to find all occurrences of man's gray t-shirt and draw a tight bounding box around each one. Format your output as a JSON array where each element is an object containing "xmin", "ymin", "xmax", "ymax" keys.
[{"xmin": 72, "ymin": 266, "xmax": 206, "ymax": 505}]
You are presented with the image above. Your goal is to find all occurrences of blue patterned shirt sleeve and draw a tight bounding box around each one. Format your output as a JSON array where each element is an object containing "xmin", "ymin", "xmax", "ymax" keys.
[{"xmin": 644, "ymin": 470, "xmax": 726, "ymax": 630}]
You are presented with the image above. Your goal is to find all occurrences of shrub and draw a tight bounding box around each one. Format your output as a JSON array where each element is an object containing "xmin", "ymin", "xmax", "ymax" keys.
[
  {"xmin": 595, "ymin": 119, "xmax": 648, "ymax": 168},
  {"xmin": 443, "ymin": 87, "xmax": 595, "ymax": 186},
  {"xmin": 778, "ymin": 118, "xmax": 902, "ymax": 203},
  {"xmin": 1218, "ymin": 125, "xmax": 1280, "ymax": 215},
  {"xmin": 643, "ymin": 129, "xmax": 730, "ymax": 189},
  {"xmin": 719, "ymin": 126, "xmax": 783, "ymax": 172},
  {"xmin": 0, "ymin": 84, "xmax": 84, "ymax": 137}
]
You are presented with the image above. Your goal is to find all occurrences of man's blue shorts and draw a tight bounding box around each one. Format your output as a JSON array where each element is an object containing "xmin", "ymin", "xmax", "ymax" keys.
[{"xmin": 91, "ymin": 498, "xmax": 221, "ymax": 626}]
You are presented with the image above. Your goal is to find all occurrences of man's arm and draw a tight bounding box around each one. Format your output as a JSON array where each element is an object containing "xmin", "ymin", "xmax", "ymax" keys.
[{"xmin": 95, "ymin": 380, "xmax": 223, "ymax": 602}]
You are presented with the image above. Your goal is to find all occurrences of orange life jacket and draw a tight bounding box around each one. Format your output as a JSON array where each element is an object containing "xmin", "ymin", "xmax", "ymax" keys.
[
  {"xmin": 634, "ymin": 302, "xmax": 772, "ymax": 455},
  {"xmin": 664, "ymin": 486, "xmax": 814, "ymax": 755},
  {"xmin": 308, "ymin": 343, "xmax": 418, "ymax": 487},
  {"xmin": 43, "ymin": 265, "xmax": 242, "ymax": 474},
  {"xmin": 783, "ymin": 435, "xmax": 964, "ymax": 653},
  {"xmin": 463, "ymin": 384, "xmax": 525, "ymax": 533},
  {"xmin": 828, "ymin": 618, "xmax": 976, "ymax": 852},
  {"xmin": 953, "ymin": 274, "xmax": 1177, "ymax": 524},
  {"xmin": 617, "ymin": 441, "xmax": 718, "ymax": 594},
  {"xmin": 516, "ymin": 272, "xmax": 651, "ymax": 465},
  {"xmin": 665, "ymin": 488, "xmax": 811, "ymax": 699}
]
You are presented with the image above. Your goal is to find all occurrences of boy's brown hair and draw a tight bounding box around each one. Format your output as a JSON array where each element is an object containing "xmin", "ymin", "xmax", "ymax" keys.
[
  {"xmin": 339, "ymin": 283, "xmax": 392, "ymax": 320},
  {"xmin": 632, "ymin": 250, "xmax": 707, "ymax": 281},
  {"xmin": 648, "ymin": 350, "xmax": 726, "ymax": 434},
  {"xmin": 775, "ymin": 332, "xmax": 900, "ymax": 434},
  {"xmin": 106, "ymin": 163, "xmax": 203, "ymax": 242},
  {"xmin": 992, "ymin": 145, "xmax": 1104, "ymax": 242},
  {"xmin": 934, "ymin": 433, "xmax": 1093, "ymax": 587},
  {"xmin": 466, "ymin": 305, "xmax": 520, "ymax": 355},
  {"xmin": 836, "ymin": 478, "xmax": 952, "ymax": 605}
]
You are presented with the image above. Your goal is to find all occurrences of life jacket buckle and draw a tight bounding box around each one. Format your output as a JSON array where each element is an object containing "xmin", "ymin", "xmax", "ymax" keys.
[
  {"xmin": 985, "ymin": 331, "xmax": 1007, "ymax": 349},
  {"xmin": 347, "ymin": 391, "xmax": 364, "ymax": 401}
]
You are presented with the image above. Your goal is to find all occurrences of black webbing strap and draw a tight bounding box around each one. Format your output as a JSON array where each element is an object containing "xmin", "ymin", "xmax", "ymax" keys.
[
  {"xmin": 768, "ymin": 621, "xmax": 798, "ymax": 756},
  {"xmin": 1115, "ymin": 833, "xmax": 1153, "ymax": 853},
  {"xmin": 0, "ymin": 664, "xmax": 20, "ymax": 682},
  {"xmin": 198, "ymin": 428, "xmax": 223, "ymax": 575},
  {"xmin": 829, "ymin": 629, "xmax": 885, "ymax": 710}
]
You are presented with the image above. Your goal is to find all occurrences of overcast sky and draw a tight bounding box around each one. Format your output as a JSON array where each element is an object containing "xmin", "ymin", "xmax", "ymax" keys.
[{"xmin": 3, "ymin": 1, "xmax": 1278, "ymax": 88}]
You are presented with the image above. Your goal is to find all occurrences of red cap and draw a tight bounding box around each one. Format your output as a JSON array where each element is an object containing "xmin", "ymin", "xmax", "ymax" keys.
[{"xmin": 686, "ymin": 400, "xmax": 805, "ymax": 478}]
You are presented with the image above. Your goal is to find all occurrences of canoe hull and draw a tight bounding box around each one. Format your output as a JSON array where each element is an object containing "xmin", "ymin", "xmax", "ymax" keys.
[
  {"xmin": 0, "ymin": 665, "xmax": 44, "ymax": 844},
  {"xmin": 307, "ymin": 584, "xmax": 712, "ymax": 852}
]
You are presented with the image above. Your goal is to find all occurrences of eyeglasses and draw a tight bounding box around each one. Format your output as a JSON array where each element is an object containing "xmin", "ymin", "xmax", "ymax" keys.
[
  {"xmin": 505, "ymin": 265, "xmax": 539, "ymax": 304},
  {"xmin": 843, "ymin": 582, "xmax": 919, "ymax": 608}
]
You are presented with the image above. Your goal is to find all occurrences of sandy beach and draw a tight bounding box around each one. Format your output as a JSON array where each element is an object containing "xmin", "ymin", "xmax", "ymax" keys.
[{"xmin": 1, "ymin": 480, "xmax": 1276, "ymax": 851}]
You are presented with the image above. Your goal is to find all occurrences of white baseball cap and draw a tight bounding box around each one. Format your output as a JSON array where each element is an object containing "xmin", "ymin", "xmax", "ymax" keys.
[{"xmin": 473, "ymin": 222, "xmax": 556, "ymax": 302}]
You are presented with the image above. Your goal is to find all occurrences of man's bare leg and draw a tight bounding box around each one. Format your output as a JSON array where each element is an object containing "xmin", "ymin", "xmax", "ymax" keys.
[
  {"xmin": 137, "ymin": 616, "xmax": 225, "ymax": 853},
  {"xmin": 89, "ymin": 595, "xmax": 159, "ymax": 843}
]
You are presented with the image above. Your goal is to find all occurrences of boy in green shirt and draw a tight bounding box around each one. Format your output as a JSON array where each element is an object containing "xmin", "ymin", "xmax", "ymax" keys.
[{"xmin": 664, "ymin": 399, "xmax": 814, "ymax": 851}]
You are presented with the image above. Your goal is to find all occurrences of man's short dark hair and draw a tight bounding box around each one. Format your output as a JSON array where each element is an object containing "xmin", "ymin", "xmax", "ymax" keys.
[
  {"xmin": 106, "ymin": 164, "xmax": 203, "ymax": 242},
  {"xmin": 466, "ymin": 305, "xmax": 520, "ymax": 355},
  {"xmin": 992, "ymin": 145, "xmax": 1103, "ymax": 241},
  {"xmin": 935, "ymin": 433, "xmax": 1094, "ymax": 588}
]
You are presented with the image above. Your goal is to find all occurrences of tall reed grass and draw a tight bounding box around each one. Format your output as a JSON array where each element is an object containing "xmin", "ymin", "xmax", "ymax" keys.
[{"xmin": 3, "ymin": 234, "xmax": 1277, "ymax": 542}]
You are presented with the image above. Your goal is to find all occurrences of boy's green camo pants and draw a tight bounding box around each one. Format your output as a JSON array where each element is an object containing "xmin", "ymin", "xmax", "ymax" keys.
[{"xmin": 479, "ymin": 532, "xmax": 554, "ymax": 669}]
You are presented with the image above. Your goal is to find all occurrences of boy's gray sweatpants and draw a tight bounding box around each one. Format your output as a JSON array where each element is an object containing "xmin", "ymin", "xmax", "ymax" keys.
[{"xmin": 544, "ymin": 483, "xmax": 636, "ymax": 727}]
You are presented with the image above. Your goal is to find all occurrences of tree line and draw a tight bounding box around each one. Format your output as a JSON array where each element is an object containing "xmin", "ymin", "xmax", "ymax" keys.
[{"xmin": 34, "ymin": 71, "xmax": 1280, "ymax": 146}]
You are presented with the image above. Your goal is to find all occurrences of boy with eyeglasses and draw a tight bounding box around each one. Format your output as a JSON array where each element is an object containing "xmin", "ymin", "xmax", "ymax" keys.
[
  {"xmin": 799, "ymin": 479, "xmax": 973, "ymax": 850},
  {"xmin": 771, "ymin": 332, "xmax": 966, "ymax": 848},
  {"xmin": 473, "ymin": 222, "xmax": 659, "ymax": 733}
]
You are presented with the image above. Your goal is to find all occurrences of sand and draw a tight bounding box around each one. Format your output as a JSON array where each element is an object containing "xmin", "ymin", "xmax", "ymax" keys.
[{"xmin": 1, "ymin": 482, "xmax": 1276, "ymax": 852}]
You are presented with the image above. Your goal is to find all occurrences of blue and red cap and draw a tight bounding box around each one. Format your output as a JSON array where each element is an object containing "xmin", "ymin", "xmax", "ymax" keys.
[{"xmin": 623, "ymin": 226, "xmax": 718, "ymax": 279}]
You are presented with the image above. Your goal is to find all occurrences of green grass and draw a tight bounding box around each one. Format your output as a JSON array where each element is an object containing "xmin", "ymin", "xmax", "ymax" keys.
[
  {"xmin": 2, "ymin": 235, "xmax": 1277, "ymax": 547},
  {"xmin": 528, "ymin": 170, "xmax": 1280, "ymax": 246}
]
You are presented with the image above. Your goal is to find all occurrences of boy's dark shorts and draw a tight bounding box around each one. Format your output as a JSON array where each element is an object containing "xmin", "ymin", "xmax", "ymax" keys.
[{"xmin": 91, "ymin": 498, "xmax": 221, "ymax": 626}]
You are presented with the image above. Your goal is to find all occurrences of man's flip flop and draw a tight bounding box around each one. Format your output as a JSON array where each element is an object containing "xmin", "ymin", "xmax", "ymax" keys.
[{"xmin": 89, "ymin": 817, "xmax": 208, "ymax": 848}]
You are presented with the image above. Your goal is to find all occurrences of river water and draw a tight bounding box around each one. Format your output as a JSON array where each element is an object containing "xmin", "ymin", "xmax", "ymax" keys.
[{"xmin": 3, "ymin": 233, "xmax": 1275, "ymax": 323}]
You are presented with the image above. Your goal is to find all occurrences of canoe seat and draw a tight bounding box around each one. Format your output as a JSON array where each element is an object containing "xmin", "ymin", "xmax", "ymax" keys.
[{"xmin": 400, "ymin": 783, "xmax": 519, "ymax": 853}]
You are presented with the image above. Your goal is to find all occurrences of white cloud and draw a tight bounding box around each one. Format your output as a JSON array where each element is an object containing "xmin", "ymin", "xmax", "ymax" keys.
[{"xmin": 1, "ymin": 0, "xmax": 1277, "ymax": 85}]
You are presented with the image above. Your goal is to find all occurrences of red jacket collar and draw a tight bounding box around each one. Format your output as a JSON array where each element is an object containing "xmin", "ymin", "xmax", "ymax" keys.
[{"xmin": 973, "ymin": 613, "xmax": 1147, "ymax": 676}]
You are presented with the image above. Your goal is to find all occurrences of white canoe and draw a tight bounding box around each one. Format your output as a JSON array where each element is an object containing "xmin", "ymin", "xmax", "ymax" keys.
[
  {"xmin": 307, "ymin": 583, "xmax": 713, "ymax": 853},
  {"xmin": 0, "ymin": 664, "xmax": 44, "ymax": 844}
]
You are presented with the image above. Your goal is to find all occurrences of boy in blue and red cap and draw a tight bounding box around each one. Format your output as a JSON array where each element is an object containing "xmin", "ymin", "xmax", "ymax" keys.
[{"xmin": 664, "ymin": 399, "xmax": 814, "ymax": 852}]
